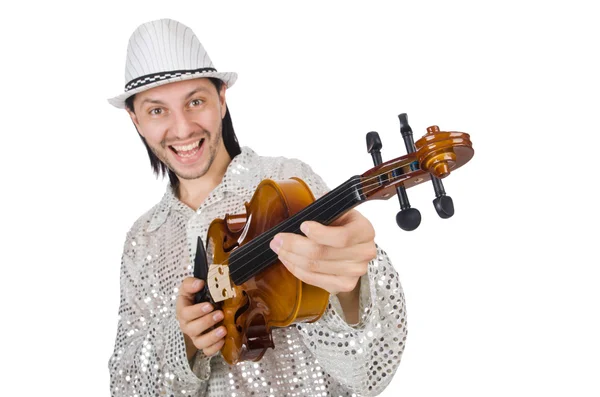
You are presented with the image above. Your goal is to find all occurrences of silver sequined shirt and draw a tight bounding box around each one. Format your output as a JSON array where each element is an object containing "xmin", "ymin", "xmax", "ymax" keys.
[{"xmin": 109, "ymin": 147, "xmax": 407, "ymax": 396}]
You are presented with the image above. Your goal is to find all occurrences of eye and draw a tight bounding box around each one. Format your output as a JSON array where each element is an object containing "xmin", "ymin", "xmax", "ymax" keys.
[
  {"xmin": 189, "ymin": 99, "xmax": 203, "ymax": 107},
  {"xmin": 149, "ymin": 108, "xmax": 163, "ymax": 116}
]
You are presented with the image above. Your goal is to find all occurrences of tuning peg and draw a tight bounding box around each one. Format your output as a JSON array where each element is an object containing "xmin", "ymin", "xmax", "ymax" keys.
[
  {"xmin": 395, "ymin": 188, "xmax": 421, "ymax": 231},
  {"xmin": 431, "ymin": 175, "xmax": 454, "ymax": 218},
  {"xmin": 394, "ymin": 114, "xmax": 421, "ymax": 231},
  {"xmin": 366, "ymin": 131, "xmax": 389, "ymax": 188},
  {"xmin": 398, "ymin": 113, "xmax": 416, "ymax": 152},
  {"xmin": 366, "ymin": 131, "xmax": 383, "ymax": 166},
  {"xmin": 365, "ymin": 130, "xmax": 420, "ymax": 230},
  {"xmin": 424, "ymin": 126, "xmax": 455, "ymax": 219},
  {"xmin": 433, "ymin": 194, "xmax": 454, "ymax": 218}
]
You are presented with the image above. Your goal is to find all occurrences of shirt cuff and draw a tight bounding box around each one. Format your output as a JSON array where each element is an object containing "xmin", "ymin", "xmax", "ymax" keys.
[{"xmin": 328, "ymin": 268, "xmax": 373, "ymax": 328}]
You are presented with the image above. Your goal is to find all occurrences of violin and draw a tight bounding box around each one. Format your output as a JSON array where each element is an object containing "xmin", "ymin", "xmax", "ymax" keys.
[{"xmin": 193, "ymin": 113, "xmax": 474, "ymax": 365}]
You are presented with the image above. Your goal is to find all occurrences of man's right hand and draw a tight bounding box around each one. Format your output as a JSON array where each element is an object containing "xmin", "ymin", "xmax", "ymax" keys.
[{"xmin": 176, "ymin": 278, "xmax": 227, "ymax": 359}]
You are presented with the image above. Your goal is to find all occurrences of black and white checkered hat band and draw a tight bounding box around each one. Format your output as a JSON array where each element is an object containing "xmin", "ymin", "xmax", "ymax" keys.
[{"xmin": 125, "ymin": 67, "xmax": 217, "ymax": 92}]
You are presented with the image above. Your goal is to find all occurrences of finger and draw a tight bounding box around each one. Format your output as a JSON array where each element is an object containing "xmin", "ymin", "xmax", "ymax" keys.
[
  {"xmin": 178, "ymin": 278, "xmax": 205, "ymax": 302},
  {"xmin": 300, "ymin": 210, "xmax": 375, "ymax": 248},
  {"xmin": 176, "ymin": 278, "xmax": 205, "ymax": 317},
  {"xmin": 272, "ymin": 233, "xmax": 376, "ymax": 264},
  {"xmin": 178, "ymin": 301, "xmax": 214, "ymax": 324},
  {"xmin": 202, "ymin": 338, "xmax": 225, "ymax": 357},
  {"xmin": 184, "ymin": 309, "xmax": 224, "ymax": 338},
  {"xmin": 276, "ymin": 244, "xmax": 369, "ymax": 277},
  {"xmin": 279, "ymin": 257, "xmax": 360, "ymax": 294},
  {"xmin": 192, "ymin": 325, "xmax": 228, "ymax": 351}
]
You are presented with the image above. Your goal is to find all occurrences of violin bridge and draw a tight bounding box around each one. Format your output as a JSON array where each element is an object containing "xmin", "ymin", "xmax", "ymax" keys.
[{"xmin": 207, "ymin": 264, "xmax": 236, "ymax": 302}]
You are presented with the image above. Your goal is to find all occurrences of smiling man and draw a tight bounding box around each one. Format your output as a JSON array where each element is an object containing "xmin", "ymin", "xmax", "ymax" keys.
[
  {"xmin": 126, "ymin": 79, "xmax": 232, "ymax": 210},
  {"xmin": 108, "ymin": 19, "xmax": 407, "ymax": 397}
]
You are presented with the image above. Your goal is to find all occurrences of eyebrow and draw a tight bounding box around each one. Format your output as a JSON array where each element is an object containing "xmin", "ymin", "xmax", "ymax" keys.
[
  {"xmin": 184, "ymin": 87, "xmax": 209, "ymax": 99},
  {"xmin": 139, "ymin": 86, "xmax": 210, "ymax": 107}
]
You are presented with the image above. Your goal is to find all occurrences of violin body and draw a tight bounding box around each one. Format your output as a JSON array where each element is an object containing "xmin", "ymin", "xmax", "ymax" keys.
[{"xmin": 206, "ymin": 178, "xmax": 330, "ymax": 364}]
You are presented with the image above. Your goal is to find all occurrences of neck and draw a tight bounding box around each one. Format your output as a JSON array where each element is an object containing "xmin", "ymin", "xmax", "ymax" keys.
[{"xmin": 177, "ymin": 144, "xmax": 232, "ymax": 210}]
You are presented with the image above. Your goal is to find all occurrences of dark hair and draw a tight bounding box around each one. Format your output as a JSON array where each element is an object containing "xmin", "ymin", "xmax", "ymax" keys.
[{"xmin": 125, "ymin": 78, "xmax": 241, "ymax": 190}]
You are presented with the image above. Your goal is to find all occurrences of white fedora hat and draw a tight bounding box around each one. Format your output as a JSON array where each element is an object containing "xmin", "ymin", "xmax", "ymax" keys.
[{"xmin": 108, "ymin": 18, "xmax": 237, "ymax": 109}]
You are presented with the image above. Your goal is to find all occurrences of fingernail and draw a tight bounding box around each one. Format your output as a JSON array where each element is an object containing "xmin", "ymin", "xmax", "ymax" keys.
[
  {"xmin": 270, "ymin": 236, "xmax": 282, "ymax": 253},
  {"xmin": 300, "ymin": 222, "xmax": 309, "ymax": 235},
  {"xmin": 213, "ymin": 311, "xmax": 223, "ymax": 321},
  {"xmin": 216, "ymin": 327, "xmax": 226, "ymax": 337},
  {"xmin": 192, "ymin": 279, "xmax": 201, "ymax": 289},
  {"xmin": 202, "ymin": 304, "xmax": 213, "ymax": 313}
]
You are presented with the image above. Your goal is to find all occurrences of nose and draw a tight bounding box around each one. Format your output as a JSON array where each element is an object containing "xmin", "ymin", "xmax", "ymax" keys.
[{"xmin": 170, "ymin": 109, "xmax": 198, "ymax": 140}]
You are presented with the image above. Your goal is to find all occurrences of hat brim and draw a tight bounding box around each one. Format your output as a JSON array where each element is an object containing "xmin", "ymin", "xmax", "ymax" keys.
[{"xmin": 108, "ymin": 71, "xmax": 237, "ymax": 109}]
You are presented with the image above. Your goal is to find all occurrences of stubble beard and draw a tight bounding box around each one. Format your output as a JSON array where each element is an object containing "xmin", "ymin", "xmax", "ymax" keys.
[{"xmin": 152, "ymin": 123, "xmax": 223, "ymax": 181}]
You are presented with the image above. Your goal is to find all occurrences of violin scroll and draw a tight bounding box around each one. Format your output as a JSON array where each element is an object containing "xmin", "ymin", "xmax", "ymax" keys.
[
  {"xmin": 415, "ymin": 125, "xmax": 471, "ymax": 179},
  {"xmin": 363, "ymin": 114, "xmax": 474, "ymax": 229}
]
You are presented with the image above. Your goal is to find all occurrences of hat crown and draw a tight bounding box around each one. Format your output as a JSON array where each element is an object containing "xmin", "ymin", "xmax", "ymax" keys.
[
  {"xmin": 124, "ymin": 19, "xmax": 214, "ymax": 85},
  {"xmin": 109, "ymin": 18, "xmax": 236, "ymax": 109}
]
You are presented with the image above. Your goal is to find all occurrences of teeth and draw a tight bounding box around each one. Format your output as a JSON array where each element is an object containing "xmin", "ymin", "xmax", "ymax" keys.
[
  {"xmin": 172, "ymin": 140, "xmax": 201, "ymax": 152},
  {"xmin": 178, "ymin": 149, "xmax": 198, "ymax": 158}
]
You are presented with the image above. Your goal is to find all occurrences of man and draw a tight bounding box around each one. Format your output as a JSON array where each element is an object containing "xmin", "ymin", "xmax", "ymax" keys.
[{"xmin": 108, "ymin": 18, "xmax": 407, "ymax": 397}]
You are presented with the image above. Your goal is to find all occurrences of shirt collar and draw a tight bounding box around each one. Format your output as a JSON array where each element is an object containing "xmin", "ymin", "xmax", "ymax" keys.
[{"xmin": 146, "ymin": 146, "xmax": 261, "ymax": 232}]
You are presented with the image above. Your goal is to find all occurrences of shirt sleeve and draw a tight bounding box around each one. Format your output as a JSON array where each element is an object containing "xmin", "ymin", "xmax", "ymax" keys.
[
  {"xmin": 108, "ymin": 233, "xmax": 211, "ymax": 397},
  {"xmin": 283, "ymin": 159, "xmax": 408, "ymax": 395},
  {"xmin": 297, "ymin": 248, "xmax": 407, "ymax": 395}
]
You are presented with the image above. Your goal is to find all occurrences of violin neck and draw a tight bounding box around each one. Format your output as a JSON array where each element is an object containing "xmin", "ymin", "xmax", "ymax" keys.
[
  {"xmin": 228, "ymin": 176, "xmax": 365, "ymax": 285},
  {"xmin": 292, "ymin": 175, "xmax": 366, "ymax": 226}
]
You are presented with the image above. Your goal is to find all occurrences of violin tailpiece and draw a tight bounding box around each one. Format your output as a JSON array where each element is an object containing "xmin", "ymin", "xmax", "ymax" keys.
[{"xmin": 207, "ymin": 264, "xmax": 236, "ymax": 303}]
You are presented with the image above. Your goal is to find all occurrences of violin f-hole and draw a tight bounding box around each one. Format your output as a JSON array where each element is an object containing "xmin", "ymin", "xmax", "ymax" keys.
[
  {"xmin": 223, "ymin": 234, "xmax": 239, "ymax": 252},
  {"xmin": 234, "ymin": 290, "xmax": 250, "ymax": 332}
]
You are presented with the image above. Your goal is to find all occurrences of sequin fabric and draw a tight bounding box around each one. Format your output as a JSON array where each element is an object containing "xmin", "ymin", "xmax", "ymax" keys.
[{"xmin": 109, "ymin": 147, "xmax": 408, "ymax": 397}]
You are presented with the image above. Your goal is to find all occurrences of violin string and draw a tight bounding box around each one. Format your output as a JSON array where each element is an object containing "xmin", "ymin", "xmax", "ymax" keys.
[
  {"xmin": 215, "ymin": 207, "xmax": 348, "ymax": 285},
  {"xmin": 206, "ymin": 137, "xmax": 469, "ymax": 289},
  {"xmin": 207, "ymin": 167, "xmax": 412, "ymax": 284},
  {"xmin": 221, "ymin": 165, "xmax": 416, "ymax": 283},
  {"xmin": 225, "ymin": 167, "xmax": 414, "ymax": 282},
  {"xmin": 204, "ymin": 168, "xmax": 405, "ymax": 284}
]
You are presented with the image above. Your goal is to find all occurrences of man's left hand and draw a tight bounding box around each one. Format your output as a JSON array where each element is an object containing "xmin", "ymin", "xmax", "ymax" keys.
[{"xmin": 269, "ymin": 209, "xmax": 377, "ymax": 295}]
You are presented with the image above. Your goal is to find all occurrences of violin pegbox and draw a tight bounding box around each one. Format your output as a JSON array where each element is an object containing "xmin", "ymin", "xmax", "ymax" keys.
[
  {"xmin": 366, "ymin": 130, "xmax": 421, "ymax": 231},
  {"xmin": 364, "ymin": 113, "xmax": 474, "ymax": 231}
]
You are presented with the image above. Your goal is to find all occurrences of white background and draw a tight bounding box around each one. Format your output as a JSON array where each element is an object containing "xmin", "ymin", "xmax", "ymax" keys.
[{"xmin": 1, "ymin": 1, "xmax": 598, "ymax": 396}]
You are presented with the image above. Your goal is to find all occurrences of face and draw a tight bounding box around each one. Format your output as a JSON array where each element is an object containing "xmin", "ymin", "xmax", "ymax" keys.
[{"xmin": 128, "ymin": 78, "xmax": 228, "ymax": 181}]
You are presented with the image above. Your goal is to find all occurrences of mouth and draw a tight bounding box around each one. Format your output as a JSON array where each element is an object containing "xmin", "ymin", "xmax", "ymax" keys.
[{"xmin": 169, "ymin": 138, "xmax": 205, "ymax": 158}]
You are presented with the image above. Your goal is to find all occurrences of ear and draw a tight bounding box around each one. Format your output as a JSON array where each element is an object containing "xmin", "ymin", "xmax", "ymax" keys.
[
  {"xmin": 219, "ymin": 84, "xmax": 228, "ymax": 119},
  {"xmin": 126, "ymin": 108, "xmax": 144, "ymax": 137}
]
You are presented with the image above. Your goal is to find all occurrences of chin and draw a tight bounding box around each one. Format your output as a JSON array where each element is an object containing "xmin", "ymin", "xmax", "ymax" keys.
[
  {"xmin": 175, "ymin": 169, "xmax": 210, "ymax": 181},
  {"xmin": 170, "ymin": 160, "xmax": 211, "ymax": 180}
]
